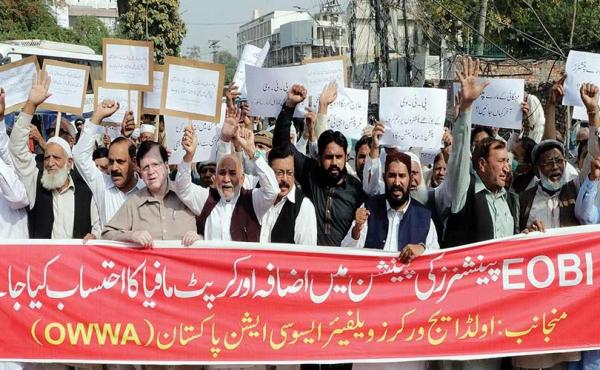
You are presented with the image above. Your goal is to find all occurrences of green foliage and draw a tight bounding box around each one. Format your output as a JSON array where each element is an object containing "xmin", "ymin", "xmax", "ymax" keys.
[
  {"xmin": 0, "ymin": 0, "xmax": 76, "ymax": 43},
  {"xmin": 118, "ymin": 0, "xmax": 187, "ymax": 63},
  {"xmin": 72, "ymin": 16, "xmax": 110, "ymax": 54},
  {"xmin": 214, "ymin": 50, "xmax": 238, "ymax": 85},
  {"xmin": 417, "ymin": 0, "xmax": 600, "ymax": 58}
]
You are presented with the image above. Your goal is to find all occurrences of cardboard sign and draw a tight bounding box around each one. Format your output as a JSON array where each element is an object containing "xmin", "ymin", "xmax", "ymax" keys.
[
  {"xmin": 142, "ymin": 64, "xmax": 165, "ymax": 114},
  {"xmin": 453, "ymin": 78, "xmax": 524, "ymax": 129},
  {"xmin": 245, "ymin": 64, "xmax": 307, "ymax": 118},
  {"xmin": 164, "ymin": 103, "xmax": 225, "ymax": 164},
  {"xmin": 0, "ymin": 56, "xmax": 40, "ymax": 113},
  {"xmin": 93, "ymin": 80, "xmax": 141, "ymax": 127},
  {"xmin": 564, "ymin": 50, "xmax": 600, "ymax": 107},
  {"xmin": 161, "ymin": 57, "xmax": 225, "ymax": 123},
  {"xmin": 327, "ymin": 88, "xmax": 369, "ymax": 139},
  {"xmin": 39, "ymin": 60, "xmax": 89, "ymax": 115},
  {"xmin": 379, "ymin": 87, "xmax": 447, "ymax": 150},
  {"xmin": 302, "ymin": 56, "xmax": 347, "ymax": 113},
  {"xmin": 102, "ymin": 38, "xmax": 154, "ymax": 91},
  {"xmin": 232, "ymin": 41, "xmax": 270, "ymax": 97}
]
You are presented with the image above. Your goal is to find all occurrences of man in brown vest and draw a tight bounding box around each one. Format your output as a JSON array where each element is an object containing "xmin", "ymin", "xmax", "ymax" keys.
[{"xmin": 173, "ymin": 119, "xmax": 279, "ymax": 242}]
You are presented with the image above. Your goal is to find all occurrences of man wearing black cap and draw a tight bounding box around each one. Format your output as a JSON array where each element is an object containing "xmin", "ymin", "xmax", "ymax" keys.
[{"xmin": 518, "ymin": 139, "xmax": 579, "ymax": 231}]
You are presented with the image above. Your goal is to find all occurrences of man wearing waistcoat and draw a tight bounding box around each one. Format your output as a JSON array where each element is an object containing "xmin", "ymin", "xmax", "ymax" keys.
[
  {"xmin": 341, "ymin": 151, "xmax": 439, "ymax": 258},
  {"xmin": 9, "ymin": 71, "xmax": 96, "ymax": 239},
  {"xmin": 260, "ymin": 144, "xmax": 317, "ymax": 245},
  {"xmin": 518, "ymin": 139, "xmax": 579, "ymax": 232},
  {"xmin": 173, "ymin": 120, "xmax": 280, "ymax": 242}
]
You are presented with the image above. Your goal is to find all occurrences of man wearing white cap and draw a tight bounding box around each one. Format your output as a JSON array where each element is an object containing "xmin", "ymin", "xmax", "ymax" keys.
[
  {"xmin": 139, "ymin": 124, "xmax": 156, "ymax": 142},
  {"xmin": 9, "ymin": 71, "xmax": 97, "ymax": 239}
]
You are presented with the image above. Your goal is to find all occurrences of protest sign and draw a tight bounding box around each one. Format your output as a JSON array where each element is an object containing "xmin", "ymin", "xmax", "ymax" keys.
[
  {"xmin": 102, "ymin": 38, "xmax": 153, "ymax": 91},
  {"xmin": 164, "ymin": 103, "xmax": 224, "ymax": 165},
  {"xmin": 298, "ymin": 56, "xmax": 347, "ymax": 116},
  {"xmin": 232, "ymin": 41, "xmax": 270, "ymax": 97},
  {"xmin": 245, "ymin": 64, "xmax": 307, "ymax": 118},
  {"xmin": 161, "ymin": 57, "xmax": 225, "ymax": 123},
  {"xmin": 380, "ymin": 87, "xmax": 447, "ymax": 149},
  {"xmin": 94, "ymin": 80, "xmax": 141, "ymax": 127},
  {"xmin": 83, "ymin": 94, "xmax": 95, "ymax": 114},
  {"xmin": 453, "ymin": 78, "xmax": 524, "ymax": 129},
  {"xmin": 142, "ymin": 64, "xmax": 165, "ymax": 114},
  {"xmin": 0, "ymin": 56, "xmax": 40, "ymax": 113},
  {"xmin": 39, "ymin": 60, "xmax": 89, "ymax": 115},
  {"xmin": 327, "ymin": 88, "xmax": 368, "ymax": 139},
  {"xmin": 0, "ymin": 226, "xmax": 598, "ymax": 363},
  {"xmin": 564, "ymin": 50, "xmax": 600, "ymax": 106}
]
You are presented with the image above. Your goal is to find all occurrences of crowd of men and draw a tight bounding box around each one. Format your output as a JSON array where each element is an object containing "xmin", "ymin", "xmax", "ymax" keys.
[{"xmin": 0, "ymin": 57, "xmax": 599, "ymax": 370}]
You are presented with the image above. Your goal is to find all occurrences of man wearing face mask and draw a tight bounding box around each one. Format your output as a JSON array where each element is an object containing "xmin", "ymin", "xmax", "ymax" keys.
[
  {"xmin": 173, "ymin": 119, "xmax": 280, "ymax": 242},
  {"xmin": 272, "ymin": 84, "xmax": 366, "ymax": 247},
  {"xmin": 518, "ymin": 140, "xmax": 579, "ymax": 231}
]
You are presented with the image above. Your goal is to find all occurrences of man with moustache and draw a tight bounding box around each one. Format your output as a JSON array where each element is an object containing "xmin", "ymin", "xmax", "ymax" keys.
[
  {"xmin": 260, "ymin": 144, "xmax": 317, "ymax": 245},
  {"xmin": 9, "ymin": 71, "xmax": 96, "ymax": 239},
  {"xmin": 173, "ymin": 119, "xmax": 279, "ymax": 242},
  {"xmin": 341, "ymin": 151, "xmax": 439, "ymax": 256},
  {"xmin": 272, "ymin": 84, "xmax": 366, "ymax": 247},
  {"xmin": 73, "ymin": 100, "xmax": 145, "ymax": 227}
]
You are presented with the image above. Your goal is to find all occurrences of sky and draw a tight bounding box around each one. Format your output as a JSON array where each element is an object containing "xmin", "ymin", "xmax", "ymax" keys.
[{"xmin": 179, "ymin": 0, "xmax": 347, "ymax": 59}]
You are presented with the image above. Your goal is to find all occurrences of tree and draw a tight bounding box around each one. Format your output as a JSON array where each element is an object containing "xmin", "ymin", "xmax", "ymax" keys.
[
  {"xmin": 72, "ymin": 16, "xmax": 110, "ymax": 53},
  {"xmin": 0, "ymin": 0, "xmax": 76, "ymax": 43},
  {"xmin": 416, "ymin": 0, "xmax": 600, "ymax": 58},
  {"xmin": 214, "ymin": 50, "xmax": 238, "ymax": 85},
  {"xmin": 118, "ymin": 0, "xmax": 187, "ymax": 63}
]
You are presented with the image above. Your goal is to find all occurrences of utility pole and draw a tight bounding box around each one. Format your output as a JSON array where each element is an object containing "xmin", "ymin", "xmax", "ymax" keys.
[
  {"xmin": 371, "ymin": 0, "xmax": 390, "ymax": 86},
  {"xmin": 208, "ymin": 40, "xmax": 220, "ymax": 63},
  {"xmin": 476, "ymin": 0, "xmax": 488, "ymax": 56},
  {"xmin": 402, "ymin": 0, "xmax": 412, "ymax": 86},
  {"xmin": 348, "ymin": 0, "xmax": 357, "ymax": 86}
]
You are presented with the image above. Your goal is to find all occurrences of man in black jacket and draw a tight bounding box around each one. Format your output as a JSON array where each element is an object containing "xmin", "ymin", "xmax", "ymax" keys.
[{"xmin": 272, "ymin": 84, "xmax": 366, "ymax": 247}]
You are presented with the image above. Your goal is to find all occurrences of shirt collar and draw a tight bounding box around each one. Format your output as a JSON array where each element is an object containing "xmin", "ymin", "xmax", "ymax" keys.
[
  {"xmin": 474, "ymin": 173, "xmax": 507, "ymax": 198},
  {"xmin": 137, "ymin": 187, "xmax": 173, "ymax": 206},
  {"xmin": 219, "ymin": 190, "xmax": 240, "ymax": 206},
  {"xmin": 56, "ymin": 176, "xmax": 75, "ymax": 194},
  {"xmin": 107, "ymin": 174, "xmax": 145, "ymax": 193},
  {"xmin": 277, "ymin": 184, "xmax": 296, "ymax": 205},
  {"xmin": 386, "ymin": 197, "xmax": 411, "ymax": 214}
]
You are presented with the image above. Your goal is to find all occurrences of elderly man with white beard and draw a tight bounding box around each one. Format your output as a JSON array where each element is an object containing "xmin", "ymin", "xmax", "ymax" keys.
[
  {"xmin": 174, "ymin": 115, "xmax": 280, "ymax": 243},
  {"xmin": 9, "ymin": 71, "xmax": 97, "ymax": 239}
]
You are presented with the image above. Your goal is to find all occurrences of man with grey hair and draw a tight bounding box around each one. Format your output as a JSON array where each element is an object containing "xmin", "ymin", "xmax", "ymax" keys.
[{"xmin": 9, "ymin": 71, "xmax": 98, "ymax": 239}]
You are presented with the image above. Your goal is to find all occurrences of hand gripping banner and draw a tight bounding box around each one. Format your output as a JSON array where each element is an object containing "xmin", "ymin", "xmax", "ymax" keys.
[{"xmin": 0, "ymin": 226, "xmax": 599, "ymax": 365}]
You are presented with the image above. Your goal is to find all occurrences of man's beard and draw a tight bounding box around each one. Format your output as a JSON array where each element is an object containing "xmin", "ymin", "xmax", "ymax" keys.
[
  {"xmin": 41, "ymin": 166, "xmax": 69, "ymax": 191},
  {"xmin": 217, "ymin": 183, "xmax": 242, "ymax": 201},
  {"xmin": 386, "ymin": 185, "xmax": 410, "ymax": 209},
  {"xmin": 322, "ymin": 164, "xmax": 347, "ymax": 186}
]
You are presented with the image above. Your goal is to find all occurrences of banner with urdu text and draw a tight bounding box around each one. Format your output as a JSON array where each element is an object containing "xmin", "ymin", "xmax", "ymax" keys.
[{"xmin": 0, "ymin": 227, "xmax": 599, "ymax": 364}]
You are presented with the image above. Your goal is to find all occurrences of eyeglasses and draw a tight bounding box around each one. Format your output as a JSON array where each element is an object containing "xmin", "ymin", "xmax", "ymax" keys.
[
  {"xmin": 274, "ymin": 169, "xmax": 294, "ymax": 177},
  {"xmin": 141, "ymin": 162, "xmax": 164, "ymax": 173},
  {"xmin": 540, "ymin": 157, "xmax": 565, "ymax": 168}
]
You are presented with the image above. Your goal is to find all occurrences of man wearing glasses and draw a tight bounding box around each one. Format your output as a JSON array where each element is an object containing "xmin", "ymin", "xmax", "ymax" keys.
[
  {"xmin": 102, "ymin": 141, "xmax": 200, "ymax": 247},
  {"xmin": 519, "ymin": 139, "xmax": 580, "ymax": 231}
]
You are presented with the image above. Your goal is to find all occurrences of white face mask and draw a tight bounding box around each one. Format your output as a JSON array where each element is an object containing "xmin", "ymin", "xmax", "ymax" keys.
[{"xmin": 539, "ymin": 171, "xmax": 566, "ymax": 192}]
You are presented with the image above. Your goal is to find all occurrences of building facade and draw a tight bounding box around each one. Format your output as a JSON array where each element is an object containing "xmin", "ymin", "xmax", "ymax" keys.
[
  {"xmin": 237, "ymin": 4, "xmax": 348, "ymax": 67},
  {"xmin": 49, "ymin": 0, "xmax": 119, "ymax": 31}
]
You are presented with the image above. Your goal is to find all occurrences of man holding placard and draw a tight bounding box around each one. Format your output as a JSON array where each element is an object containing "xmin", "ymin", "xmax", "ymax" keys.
[
  {"xmin": 73, "ymin": 101, "xmax": 145, "ymax": 227},
  {"xmin": 9, "ymin": 71, "xmax": 97, "ymax": 239}
]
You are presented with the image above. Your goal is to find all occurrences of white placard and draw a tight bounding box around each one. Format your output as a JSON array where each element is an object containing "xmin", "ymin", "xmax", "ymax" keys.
[
  {"xmin": 0, "ymin": 61, "xmax": 37, "ymax": 112},
  {"xmin": 83, "ymin": 94, "xmax": 95, "ymax": 114},
  {"xmin": 104, "ymin": 43, "xmax": 151, "ymax": 87},
  {"xmin": 379, "ymin": 87, "xmax": 447, "ymax": 150},
  {"xmin": 43, "ymin": 64, "xmax": 87, "ymax": 112},
  {"xmin": 327, "ymin": 88, "xmax": 369, "ymax": 139},
  {"xmin": 453, "ymin": 78, "xmax": 524, "ymax": 129},
  {"xmin": 298, "ymin": 59, "xmax": 346, "ymax": 116},
  {"xmin": 165, "ymin": 118, "xmax": 221, "ymax": 165},
  {"xmin": 420, "ymin": 148, "xmax": 440, "ymax": 166},
  {"xmin": 143, "ymin": 69, "xmax": 164, "ymax": 111},
  {"xmin": 245, "ymin": 65, "xmax": 307, "ymax": 118},
  {"xmin": 233, "ymin": 41, "xmax": 270, "ymax": 96},
  {"xmin": 164, "ymin": 64, "xmax": 220, "ymax": 117},
  {"xmin": 96, "ymin": 86, "xmax": 140, "ymax": 126},
  {"xmin": 564, "ymin": 50, "xmax": 600, "ymax": 106}
]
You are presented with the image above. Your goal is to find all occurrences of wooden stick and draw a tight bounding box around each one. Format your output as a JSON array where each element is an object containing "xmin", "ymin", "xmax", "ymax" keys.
[
  {"xmin": 154, "ymin": 114, "xmax": 160, "ymax": 142},
  {"xmin": 54, "ymin": 112, "xmax": 62, "ymax": 137}
]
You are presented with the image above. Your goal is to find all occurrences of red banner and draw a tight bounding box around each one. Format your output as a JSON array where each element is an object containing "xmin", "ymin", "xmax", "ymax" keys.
[{"xmin": 0, "ymin": 227, "xmax": 599, "ymax": 364}]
